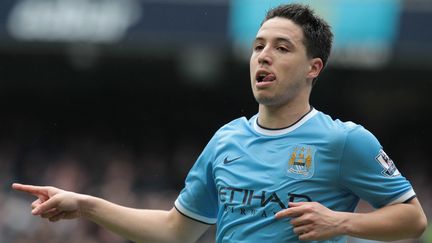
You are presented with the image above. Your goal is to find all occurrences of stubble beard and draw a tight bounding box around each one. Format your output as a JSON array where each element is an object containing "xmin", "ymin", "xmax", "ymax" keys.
[
  {"xmin": 254, "ymin": 92, "xmax": 287, "ymax": 107},
  {"xmin": 253, "ymin": 84, "xmax": 304, "ymax": 108}
]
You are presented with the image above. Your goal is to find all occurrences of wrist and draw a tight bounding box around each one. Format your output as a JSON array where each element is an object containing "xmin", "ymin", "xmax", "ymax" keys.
[
  {"xmin": 334, "ymin": 211, "xmax": 353, "ymax": 236},
  {"xmin": 78, "ymin": 194, "xmax": 97, "ymax": 219}
]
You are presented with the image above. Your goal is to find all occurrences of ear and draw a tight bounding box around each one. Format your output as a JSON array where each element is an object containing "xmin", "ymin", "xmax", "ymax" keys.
[{"xmin": 307, "ymin": 58, "xmax": 324, "ymax": 80}]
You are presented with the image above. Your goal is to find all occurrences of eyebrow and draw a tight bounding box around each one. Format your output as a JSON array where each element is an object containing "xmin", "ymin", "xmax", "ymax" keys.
[{"xmin": 254, "ymin": 37, "xmax": 296, "ymax": 48}]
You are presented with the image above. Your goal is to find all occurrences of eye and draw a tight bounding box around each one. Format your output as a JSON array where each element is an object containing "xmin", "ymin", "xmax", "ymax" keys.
[
  {"xmin": 254, "ymin": 44, "xmax": 264, "ymax": 51},
  {"xmin": 277, "ymin": 46, "xmax": 289, "ymax": 53}
]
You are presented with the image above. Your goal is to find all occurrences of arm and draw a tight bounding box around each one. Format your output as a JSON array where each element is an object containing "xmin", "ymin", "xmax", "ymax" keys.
[
  {"xmin": 341, "ymin": 198, "xmax": 427, "ymax": 241},
  {"xmin": 275, "ymin": 198, "xmax": 427, "ymax": 241},
  {"xmin": 12, "ymin": 183, "xmax": 209, "ymax": 243}
]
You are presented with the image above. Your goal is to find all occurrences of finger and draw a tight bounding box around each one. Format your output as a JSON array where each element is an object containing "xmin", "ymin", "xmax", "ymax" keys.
[
  {"xmin": 290, "ymin": 213, "xmax": 313, "ymax": 227},
  {"xmin": 292, "ymin": 224, "xmax": 312, "ymax": 235},
  {"xmin": 298, "ymin": 230, "xmax": 316, "ymax": 241},
  {"xmin": 31, "ymin": 195, "xmax": 50, "ymax": 208},
  {"xmin": 275, "ymin": 207, "xmax": 305, "ymax": 219},
  {"xmin": 63, "ymin": 211, "xmax": 80, "ymax": 220},
  {"xmin": 32, "ymin": 199, "xmax": 53, "ymax": 212},
  {"xmin": 288, "ymin": 201, "xmax": 308, "ymax": 208},
  {"xmin": 275, "ymin": 202, "xmax": 313, "ymax": 219},
  {"xmin": 12, "ymin": 183, "xmax": 48, "ymax": 197},
  {"xmin": 31, "ymin": 199, "xmax": 42, "ymax": 209},
  {"xmin": 49, "ymin": 212, "xmax": 67, "ymax": 222},
  {"xmin": 32, "ymin": 197, "xmax": 59, "ymax": 215},
  {"xmin": 41, "ymin": 208, "xmax": 61, "ymax": 219}
]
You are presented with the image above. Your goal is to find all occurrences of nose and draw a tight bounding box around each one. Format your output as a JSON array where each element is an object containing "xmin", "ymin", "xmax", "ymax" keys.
[{"xmin": 257, "ymin": 47, "xmax": 273, "ymax": 66}]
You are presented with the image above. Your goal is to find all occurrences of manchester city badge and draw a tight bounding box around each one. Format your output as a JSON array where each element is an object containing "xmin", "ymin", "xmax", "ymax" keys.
[{"xmin": 286, "ymin": 145, "xmax": 316, "ymax": 179}]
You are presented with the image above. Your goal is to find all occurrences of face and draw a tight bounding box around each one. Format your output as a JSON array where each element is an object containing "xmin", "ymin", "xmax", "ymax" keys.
[{"xmin": 250, "ymin": 17, "xmax": 321, "ymax": 107}]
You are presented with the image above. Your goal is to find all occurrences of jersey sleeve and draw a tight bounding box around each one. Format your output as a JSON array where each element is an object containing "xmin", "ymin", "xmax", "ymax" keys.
[
  {"xmin": 174, "ymin": 134, "xmax": 219, "ymax": 224},
  {"xmin": 339, "ymin": 125, "xmax": 415, "ymax": 209}
]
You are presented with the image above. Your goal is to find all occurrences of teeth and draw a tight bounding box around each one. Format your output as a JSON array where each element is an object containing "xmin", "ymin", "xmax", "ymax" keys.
[
  {"xmin": 257, "ymin": 72, "xmax": 268, "ymax": 82},
  {"xmin": 257, "ymin": 75, "xmax": 264, "ymax": 82}
]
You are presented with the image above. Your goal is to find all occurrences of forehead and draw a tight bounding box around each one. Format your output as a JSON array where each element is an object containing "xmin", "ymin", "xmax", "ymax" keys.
[{"xmin": 256, "ymin": 17, "xmax": 304, "ymax": 44}]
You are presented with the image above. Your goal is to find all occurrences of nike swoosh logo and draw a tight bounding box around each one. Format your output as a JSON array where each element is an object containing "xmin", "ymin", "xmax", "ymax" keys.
[{"xmin": 223, "ymin": 156, "xmax": 242, "ymax": 164}]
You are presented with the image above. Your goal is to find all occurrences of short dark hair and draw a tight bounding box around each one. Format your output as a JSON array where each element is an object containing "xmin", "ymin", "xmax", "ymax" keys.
[{"xmin": 262, "ymin": 4, "xmax": 333, "ymax": 69}]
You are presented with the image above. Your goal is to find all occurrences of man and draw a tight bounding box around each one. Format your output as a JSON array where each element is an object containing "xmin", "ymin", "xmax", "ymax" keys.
[{"xmin": 13, "ymin": 3, "xmax": 427, "ymax": 243}]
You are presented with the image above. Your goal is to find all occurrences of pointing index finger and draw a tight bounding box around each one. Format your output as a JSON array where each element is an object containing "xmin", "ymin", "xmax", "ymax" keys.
[{"xmin": 12, "ymin": 183, "xmax": 49, "ymax": 198}]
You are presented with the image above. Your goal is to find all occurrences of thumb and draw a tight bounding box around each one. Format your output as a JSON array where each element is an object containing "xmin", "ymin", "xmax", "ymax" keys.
[{"xmin": 32, "ymin": 196, "xmax": 59, "ymax": 215}]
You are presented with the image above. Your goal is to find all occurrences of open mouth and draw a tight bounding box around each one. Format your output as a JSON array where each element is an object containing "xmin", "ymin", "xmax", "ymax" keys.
[{"xmin": 256, "ymin": 70, "xmax": 276, "ymax": 83}]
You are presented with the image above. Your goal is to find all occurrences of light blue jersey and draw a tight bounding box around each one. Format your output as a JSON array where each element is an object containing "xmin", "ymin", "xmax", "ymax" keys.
[{"xmin": 175, "ymin": 109, "xmax": 415, "ymax": 242}]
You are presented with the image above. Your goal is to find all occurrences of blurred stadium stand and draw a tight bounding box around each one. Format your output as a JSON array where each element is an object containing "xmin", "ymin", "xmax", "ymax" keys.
[{"xmin": 0, "ymin": 0, "xmax": 431, "ymax": 242}]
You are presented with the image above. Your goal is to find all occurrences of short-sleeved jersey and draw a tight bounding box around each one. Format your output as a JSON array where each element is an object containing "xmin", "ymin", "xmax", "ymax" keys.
[{"xmin": 175, "ymin": 109, "xmax": 415, "ymax": 243}]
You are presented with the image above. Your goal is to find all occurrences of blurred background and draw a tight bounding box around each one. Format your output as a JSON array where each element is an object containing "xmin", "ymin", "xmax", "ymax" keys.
[{"xmin": 0, "ymin": 0, "xmax": 431, "ymax": 242}]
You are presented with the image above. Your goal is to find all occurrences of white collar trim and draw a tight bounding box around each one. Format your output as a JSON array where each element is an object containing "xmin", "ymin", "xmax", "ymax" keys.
[{"xmin": 253, "ymin": 109, "xmax": 318, "ymax": 136}]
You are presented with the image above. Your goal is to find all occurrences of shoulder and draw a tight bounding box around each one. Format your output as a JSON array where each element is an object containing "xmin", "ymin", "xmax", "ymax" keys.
[
  {"xmin": 310, "ymin": 111, "xmax": 380, "ymax": 151},
  {"xmin": 314, "ymin": 111, "xmax": 382, "ymax": 157},
  {"xmin": 311, "ymin": 111, "xmax": 363, "ymax": 140},
  {"xmin": 206, "ymin": 116, "xmax": 251, "ymax": 145},
  {"xmin": 220, "ymin": 116, "xmax": 250, "ymax": 129},
  {"xmin": 214, "ymin": 116, "xmax": 251, "ymax": 136},
  {"xmin": 313, "ymin": 111, "xmax": 361, "ymax": 133}
]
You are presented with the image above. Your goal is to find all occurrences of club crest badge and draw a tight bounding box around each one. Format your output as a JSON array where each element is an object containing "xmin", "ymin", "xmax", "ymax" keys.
[
  {"xmin": 286, "ymin": 145, "xmax": 316, "ymax": 179},
  {"xmin": 375, "ymin": 149, "xmax": 400, "ymax": 177}
]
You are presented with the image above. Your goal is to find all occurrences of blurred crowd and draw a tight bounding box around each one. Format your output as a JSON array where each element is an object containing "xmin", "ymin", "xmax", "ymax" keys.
[
  {"xmin": 0, "ymin": 135, "xmax": 215, "ymax": 243},
  {"xmin": 0, "ymin": 134, "xmax": 430, "ymax": 243}
]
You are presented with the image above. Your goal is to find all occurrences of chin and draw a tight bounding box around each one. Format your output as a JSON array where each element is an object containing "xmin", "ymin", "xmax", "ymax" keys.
[
  {"xmin": 255, "ymin": 93, "xmax": 293, "ymax": 107},
  {"xmin": 255, "ymin": 96, "xmax": 279, "ymax": 106}
]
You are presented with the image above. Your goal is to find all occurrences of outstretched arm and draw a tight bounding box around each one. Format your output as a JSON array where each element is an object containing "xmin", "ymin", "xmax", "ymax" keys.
[
  {"xmin": 275, "ymin": 198, "xmax": 427, "ymax": 241},
  {"xmin": 12, "ymin": 183, "xmax": 209, "ymax": 243}
]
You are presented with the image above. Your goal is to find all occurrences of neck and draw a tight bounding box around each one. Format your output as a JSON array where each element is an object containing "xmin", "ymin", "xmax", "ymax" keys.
[{"xmin": 257, "ymin": 102, "xmax": 311, "ymax": 129}]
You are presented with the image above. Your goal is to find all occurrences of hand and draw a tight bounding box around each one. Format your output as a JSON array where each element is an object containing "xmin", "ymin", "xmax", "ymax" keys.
[
  {"xmin": 12, "ymin": 183, "xmax": 84, "ymax": 222},
  {"xmin": 275, "ymin": 202, "xmax": 346, "ymax": 241}
]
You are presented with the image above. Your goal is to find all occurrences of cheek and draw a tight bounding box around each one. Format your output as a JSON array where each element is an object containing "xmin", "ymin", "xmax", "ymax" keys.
[
  {"xmin": 249, "ymin": 56, "xmax": 256, "ymax": 68},
  {"xmin": 285, "ymin": 61, "xmax": 309, "ymax": 79},
  {"xmin": 249, "ymin": 58, "xmax": 257, "ymax": 80}
]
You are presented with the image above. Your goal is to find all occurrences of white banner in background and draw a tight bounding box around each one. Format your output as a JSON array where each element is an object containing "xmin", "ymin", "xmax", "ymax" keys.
[{"xmin": 7, "ymin": 0, "xmax": 142, "ymax": 43}]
